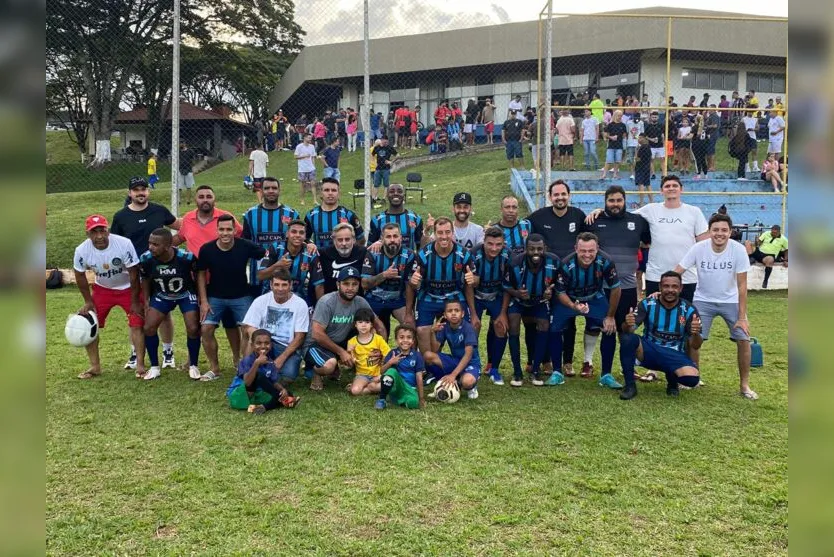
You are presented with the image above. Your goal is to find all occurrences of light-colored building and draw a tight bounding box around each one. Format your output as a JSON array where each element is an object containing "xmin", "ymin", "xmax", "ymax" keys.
[{"xmin": 270, "ymin": 8, "xmax": 786, "ymax": 123}]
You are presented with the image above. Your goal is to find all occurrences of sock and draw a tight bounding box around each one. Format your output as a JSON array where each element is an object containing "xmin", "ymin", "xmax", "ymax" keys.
[
  {"xmin": 763, "ymin": 266, "xmax": 773, "ymax": 283},
  {"xmin": 548, "ymin": 330, "xmax": 564, "ymax": 373},
  {"xmin": 665, "ymin": 372, "xmax": 679, "ymax": 389},
  {"xmin": 509, "ymin": 335, "xmax": 522, "ymax": 379},
  {"xmin": 562, "ymin": 320, "xmax": 576, "ymax": 365},
  {"xmin": 145, "ymin": 334, "xmax": 160, "ymax": 367},
  {"xmin": 678, "ymin": 375, "xmax": 700, "ymax": 388},
  {"xmin": 583, "ymin": 332, "xmax": 599, "ymax": 363},
  {"xmin": 600, "ymin": 333, "xmax": 616, "ymax": 375},
  {"xmin": 163, "ymin": 342, "xmax": 173, "ymax": 353},
  {"xmin": 130, "ymin": 344, "xmax": 136, "ymax": 357},
  {"xmin": 379, "ymin": 374, "xmax": 394, "ymax": 400},
  {"xmin": 618, "ymin": 333, "xmax": 639, "ymax": 387},
  {"xmin": 486, "ymin": 326, "xmax": 496, "ymax": 368},
  {"xmin": 531, "ymin": 330, "xmax": 549, "ymax": 376},
  {"xmin": 187, "ymin": 337, "xmax": 201, "ymax": 367},
  {"xmin": 524, "ymin": 326, "xmax": 536, "ymax": 365},
  {"xmin": 493, "ymin": 336, "xmax": 508, "ymax": 375}
]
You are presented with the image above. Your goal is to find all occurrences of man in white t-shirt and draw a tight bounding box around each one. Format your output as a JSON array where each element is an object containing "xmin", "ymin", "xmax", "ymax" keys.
[
  {"xmin": 294, "ymin": 133, "xmax": 318, "ymax": 206},
  {"xmin": 248, "ymin": 146, "xmax": 269, "ymax": 204},
  {"xmin": 241, "ymin": 268, "xmax": 309, "ymax": 384},
  {"xmin": 766, "ymin": 109, "xmax": 785, "ymax": 156},
  {"xmin": 676, "ymin": 213, "xmax": 757, "ymax": 400},
  {"xmin": 72, "ymin": 215, "xmax": 145, "ymax": 379},
  {"xmin": 742, "ymin": 111, "xmax": 760, "ymax": 172},
  {"xmin": 508, "ymin": 95, "xmax": 524, "ymax": 121}
]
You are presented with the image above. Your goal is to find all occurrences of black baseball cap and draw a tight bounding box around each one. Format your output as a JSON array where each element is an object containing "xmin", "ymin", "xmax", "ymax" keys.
[
  {"xmin": 337, "ymin": 267, "xmax": 360, "ymax": 281},
  {"xmin": 128, "ymin": 176, "xmax": 148, "ymax": 189},
  {"xmin": 453, "ymin": 192, "xmax": 472, "ymax": 205}
]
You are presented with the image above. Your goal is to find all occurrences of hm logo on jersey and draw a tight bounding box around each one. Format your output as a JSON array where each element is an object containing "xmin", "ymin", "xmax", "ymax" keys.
[{"xmin": 158, "ymin": 267, "xmax": 178, "ymax": 276}]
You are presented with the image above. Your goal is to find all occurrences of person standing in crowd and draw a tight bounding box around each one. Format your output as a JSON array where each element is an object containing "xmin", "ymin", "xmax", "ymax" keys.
[
  {"xmin": 728, "ymin": 120, "xmax": 754, "ymax": 180},
  {"xmin": 767, "ymin": 108, "xmax": 786, "ymax": 158},
  {"xmin": 690, "ymin": 114, "xmax": 709, "ymax": 179},
  {"xmin": 633, "ymin": 134, "xmax": 654, "ymax": 205},
  {"xmin": 480, "ymin": 98, "xmax": 496, "ymax": 145},
  {"xmin": 318, "ymin": 136, "xmax": 342, "ymax": 184},
  {"xmin": 177, "ymin": 142, "xmax": 197, "ymax": 205},
  {"xmin": 464, "ymin": 99, "xmax": 480, "ymax": 147},
  {"xmin": 674, "ymin": 116, "xmax": 693, "ymax": 176},
  {"xmin": 625, "ymin": 112, "xmax": 643, "ymax": 169},
  {"xmin": 371, "ymin": 136, "xmax": 398, "ymax": 203},
  {"xmin": 580, "ymin": 109, "xmax": 600, "ymax": 171},
  {"xmin": 589, "ymin": 93, "xmax": 605, "ymax": 136},
  {"xmin": 600, "ymin": 110, "xmax": 627, "ymax": 179},
  {"xmin": 705, "ymin": 105, "xmax": 721, "ymax": 172},
  {"xmin": 502, "ymin": 110, "xmax": 525, "ymax": 171},
  {"xmin": 508, "ymin": 95, "xmax": 524, "ymax": 120},
  {"xmin": 555, "ymin": 109, "xmax": 577, "ymax": 171},
  {"xmin": 257, "ymin": 219, "xmax": 324, "ymax": 304},
  {"xmin": 294, "ymin": 133, "xmax": 318, "ymax": 206},
  {"xmin": 248, "ymin": 143, "xmax": 269, "ymax": 205},
  {"xmin": 346, "ymin": 110, "xmax": 358, "ymax": 152},
  {"xmin": 643, "ymin": 111, "xmax": 665, "ymax": 179},
  {"xmin": 742, "ymin": 107, "xmax": 760, "ymax": 173},
  {"xmin": 146, "ymin": 151, "xmax": 159, "ymax": 188}
]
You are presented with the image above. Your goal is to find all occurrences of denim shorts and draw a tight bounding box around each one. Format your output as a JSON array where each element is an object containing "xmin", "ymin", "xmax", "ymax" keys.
[
  {"xmin": 323, "ymin": 167, "xmax": 341, "ymax": 182},
  {"xmin": 203, "ymin": 296, "xmax": 253, "ymax": 326},
  {"xmin": 505, "ymin": 140, "xmax": 523, "ymax": 159},
  {"xmin": 606, "ymin": 148, "xmax": 623, "ymax": 163}
]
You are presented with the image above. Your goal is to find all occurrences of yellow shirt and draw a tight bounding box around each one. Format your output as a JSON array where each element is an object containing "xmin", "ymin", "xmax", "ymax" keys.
[
  {"xmin": 147, "ymin": 158, "xmax": 157, "ymax": 175},
  {"xmin": 775, "ymin": 102, "xmax": 784, "ymax": 116},
  {"xmin": 348, "ymin": 333, "xmax": 391, "ymax": 377},
  {"xmin": 758, "ymin": 231, "xmax": 788, "ymax": 256}
]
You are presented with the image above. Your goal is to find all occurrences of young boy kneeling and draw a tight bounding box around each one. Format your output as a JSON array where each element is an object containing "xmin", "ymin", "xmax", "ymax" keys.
[
  {"xmin": 423, "ymin": 300, "xmax": 482, "ymax": 400},
  {"xmin": 376, "ymin": 324, "xmax": 426, "ymax": 410},
  {"xmin": 226, "ymin": 329, "xmax": 301, "ymax": 414}
]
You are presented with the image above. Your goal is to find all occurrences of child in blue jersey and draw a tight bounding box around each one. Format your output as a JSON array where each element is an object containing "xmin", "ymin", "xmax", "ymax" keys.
[
  {"xmin": 226, "ymin": 329, "xmax": 301, "ymax": 413},
  {"xmin": 423, "ymin": 300, "xmax": 481, "ymax": 400},
  {"xmin": 376, "ymin": 324, "xmax": 426, "ymax": 410}
]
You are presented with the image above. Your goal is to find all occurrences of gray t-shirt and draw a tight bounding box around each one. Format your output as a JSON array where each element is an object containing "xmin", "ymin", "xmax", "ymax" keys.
[
  {"xmin": 303, "ymin": 291, "xmax": 372, "ymax": 349},
  {"xmin": 454, "ymin": 222, "xmax": 484, "ymax": 252}
]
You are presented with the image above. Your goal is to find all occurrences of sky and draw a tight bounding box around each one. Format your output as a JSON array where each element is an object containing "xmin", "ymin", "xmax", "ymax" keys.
[{"xmin": 294, "ymin": 0, "xmax": 788, "ymax": 45}]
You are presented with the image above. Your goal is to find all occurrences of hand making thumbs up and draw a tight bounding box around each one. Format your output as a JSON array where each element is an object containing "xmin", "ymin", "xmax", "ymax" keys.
[
  {"xmin": 464, "ymin": 266, "xmax": 476, "ymax": 286},
  {"xmin": 409, "ymin": 266, "xmax": 423, "ymax": 288},
  {"xmin": 382, "ymin": 263, "xmax": 399, "ymax": 280}
]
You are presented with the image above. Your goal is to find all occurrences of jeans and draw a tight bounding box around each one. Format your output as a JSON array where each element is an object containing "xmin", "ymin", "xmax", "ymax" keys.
[
  {"xmin": 323, "ymin": 167, "xmax": 341, "ymax": 182},
  {"xmin": 583, "ymin": 140, "xmax": 599, "ymax": 168},
  {"xmin": 347, "ymin": 133, "xmax": 357, "ymax": 151}
]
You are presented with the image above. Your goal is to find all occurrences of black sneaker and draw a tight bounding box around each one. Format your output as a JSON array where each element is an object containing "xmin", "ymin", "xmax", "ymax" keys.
[
  {"xmin": 666, "ymin": 385, "xmax": 680, "ymax": 397},
  {"xmin": 762, "ymin": 281, "xmax": 769, "ymax": 289},
  {"xmin": 424, "ymin": 375, "xmax": 437, "ymax": 386},
  {"xmin": 619, "ymin": 384, "xmax": 638, "ymax": 400}
]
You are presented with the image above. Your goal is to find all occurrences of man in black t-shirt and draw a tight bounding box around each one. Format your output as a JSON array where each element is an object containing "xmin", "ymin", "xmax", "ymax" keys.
[
  {"xmin": 178, "ymin": 142, "xmax": 197, "ymax": 205},
  {"xmin": 643, "ymin": 111, "xmax": 665, "ymax": 178},
  {"xmin": 501, "ymin": 110, "xmax": 526, "ymax": 171},
  {"xmin": 318, "ymin": 222, "xmax": 367, "ymax": 294},
  {"xmin": 111, "ymin": 176, "xmax": 181, "ymax": 370},
  {"xmin": 370, "ymin": 137, "xmax": 398, "ymax": 200},
  {"xmin": 600, "ymin": 110, "xmax": 627, "ymax": 179},
  {"xmin": 196, "ymin": 214, "xmax": 266, "ymax": 380}
]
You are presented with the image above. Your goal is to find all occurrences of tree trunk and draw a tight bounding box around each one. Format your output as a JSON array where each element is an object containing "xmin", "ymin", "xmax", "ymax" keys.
[{"xmin": 89, "ymin": 120, "xmax": 113, "ymax": 167}]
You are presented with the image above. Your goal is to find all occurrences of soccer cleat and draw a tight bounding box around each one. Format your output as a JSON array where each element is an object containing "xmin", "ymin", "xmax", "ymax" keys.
[
  {"xmin": 563, "ymin": 363, "xmax": 575, "ymax": 377},
  {"xmin": 619, "ymin": 384, "xmax": 638, "ymax": 400},
  {"xmin": 489, "ymin": 368, "xmax": 504, "ymax": 386},
  {"xmin": 546, "ymin": 371, "xmax": 565, "ymax": 386},
  {"xmin": 162, "ymin": 350, "xmax": 175, "ymax": 369},
  {"xmin": 467, "ymin": 386, "xmax": 479, "ymax": 400},
  {"xmin": 124, "ymin": 353, "xmax": 138, "ymax": 370},
  {"xmin": 188, "ymin": 366, "xmax": 203, "ymax": 380},
  {"xmin": 599, "ymin": 374, "xmax": 623, "ymax": 389},
  {"xmin": 510, "ymin": 377, "xmax": 523, "ymax": 387},
  {"xmin": 424, "ymin": 375, "xmax": 437, "ymax": 386},
  {"xmin": 375, "ymin": 399, "xmax": 387, "ymax": 410},
  {"xmin": 142, "ymin": 366, "xmax": 161, "ymax": 381},
  {"xmin": 581, "ymin": 362, "xmax": 595, "ymax": 378},
  {"xmin": 666, "ymin": 384, "xmax": 680, "ymax": 397}
]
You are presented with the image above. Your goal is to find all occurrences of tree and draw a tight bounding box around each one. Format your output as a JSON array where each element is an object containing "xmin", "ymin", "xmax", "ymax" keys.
[
  {"xmin": 46, "ymin": 54, "xmax": 90, "ymax": 161},
  {"xmin": 46, "ymin": 0, "xmax": 304, "ymax": 167}
]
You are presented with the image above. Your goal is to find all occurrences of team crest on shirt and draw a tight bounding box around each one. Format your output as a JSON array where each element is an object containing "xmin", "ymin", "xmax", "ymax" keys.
[
  {"xmin": 569, "ymin": 223, "xmax": 576, "ymax": 233},
  {"xmin": 679, "ymin": 315, "xmax": 687, "ymax": 326},
  {"xmin": 281, "ymin": 216, "xmax": 291, "ymax": 224},
  {"xmin": 627, "ymin": 222, "xmax": 635, "ymax": 231},
  {"xmin": 454, "ymin": 263, "xmax": 463, "ymax": 272},
  {"xmin": 300, "ymin": 263, "xmax": 309, "ymax": 272},
  {"xmin": 521, "ymin": 229, "xmax": 528, "ymax": 237},
  {"xmin": 408, "ymin": 219, "xmax": 416, "ymax": 228},
  {"xmin": 398, "ymin": 264, "xmax": 406, "ymax": 272},
  {"xmin": 112, "ymin": 257, "xmax": 122, "ymax": 267},
  {"xmin": 339, "ymin": 217, "xmax": 349, "ymax": 223}
]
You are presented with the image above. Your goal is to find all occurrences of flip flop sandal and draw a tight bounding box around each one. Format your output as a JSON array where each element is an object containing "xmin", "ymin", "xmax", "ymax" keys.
[
  {"xmin": 740, "ymin": 389, "xmax": 759, "ymax": 400},
  {"xmin": 199, "ymin": 371, "xmax": 220, "ymax": 382},
  {"xmin": 77, "ymin": 371, "xmax": 101, "ymax": 380},
  {"xmin": 638, "ymin": 371, "xmax": 658, "ymax": 383}
]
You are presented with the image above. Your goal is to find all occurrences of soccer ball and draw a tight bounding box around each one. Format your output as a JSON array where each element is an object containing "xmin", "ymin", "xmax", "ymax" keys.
[
  {"xmin": 65, "ymin": 312, "xmax": 99, "ymax": 347},
  {"xmin": 433, "ymin": 380, "xmax": 460, "ymax": 403},
  {"xmin": 243, "ymin": 175, "xmax": 254, "ymax": 190}
]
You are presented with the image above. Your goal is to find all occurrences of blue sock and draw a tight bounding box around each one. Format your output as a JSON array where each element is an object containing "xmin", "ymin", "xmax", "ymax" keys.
[
  {"xmin": 531, "ymin": 330, "xmax": 549, "ymax": 376},
  {"xmin": 509, "ymin": 335, "xmax": 522, "ymax": 379},
  {"xmin": 145, "ymin": 334, "xmax": 160, "ymax": 367},
  {"xmin": 493, "ymin": 336, "xmax": 508, "ymax": 374},
  {"xmin": 547, "ymin": 330, "xmax": 563, "ymax": 372},
  {"xmin": 619, "ymin": 333, "xmax": 639, "ymax": 387},
  {"xmin": 600, "ymin": 334, "xmax": 617, "ymax": 376},
  {"xmin": 677, "ymin": 375, "xmax": 699, "ymax": 388},
  {"xmin": 187, "ymin": 337, "xmax": 201, "ymax": 367}
]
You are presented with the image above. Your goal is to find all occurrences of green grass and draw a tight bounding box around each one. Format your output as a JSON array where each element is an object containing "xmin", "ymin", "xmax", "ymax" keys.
[{"xmin": 46, "ymin": 289, "xmax": 788, "ymax": 555}]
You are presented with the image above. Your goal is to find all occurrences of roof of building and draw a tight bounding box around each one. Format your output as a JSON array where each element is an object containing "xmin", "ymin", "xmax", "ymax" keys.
[{"xmin": 115, "ymin": 102, "xmax": 251, "ymax": 126}]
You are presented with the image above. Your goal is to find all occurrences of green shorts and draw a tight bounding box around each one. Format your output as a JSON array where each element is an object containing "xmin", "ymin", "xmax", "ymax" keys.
[
  {"xmin": 384, "ymin": 369, "xmax": 420, "ymax": 409},
  {"xmin": 228, "ymin": 384, "xmax": 272, "ymax": 410}
]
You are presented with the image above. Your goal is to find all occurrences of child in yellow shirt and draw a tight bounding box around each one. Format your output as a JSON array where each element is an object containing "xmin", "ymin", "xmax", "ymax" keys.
[
  {"xmin": 147, "ymin": 152, "xmax": 159, "ymax": 188},
  {"xmin": 347, "ymin": 308, "xmax": 390, "ymax": 396}
]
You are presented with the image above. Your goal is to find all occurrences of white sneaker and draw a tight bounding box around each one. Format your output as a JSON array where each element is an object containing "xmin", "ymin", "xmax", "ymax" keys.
[
  {"xmin": 124, "ymin": 353, "xmax": 137, "ymax": 370},
  {"xmin": 531, "ymin": 377, "xmax": 544, "ymax": 387},
  {"xmin": 143, "ymin": 366, "xmax": 161, "ymax": 380},
  {"xmin": 162, "ymin": 350, "xmax": 175, "ymax": 369},
  {"xmin": 752, "ymin": 162, "xmax": 760, "ymax": 172},
  {"xmin": 510, "ymin": 378, "xmax": 523, "ymax": 387},
  {"xmin": 467, "ymin": 386, "xmax": 479, "ymax": 400},
  {"xmin": 745, "ymin": 163, "xmax": 751, "ymax": 173},
  {"xmin": 188, "ymin": 366, "xmax": 202, "ymax": 380}
]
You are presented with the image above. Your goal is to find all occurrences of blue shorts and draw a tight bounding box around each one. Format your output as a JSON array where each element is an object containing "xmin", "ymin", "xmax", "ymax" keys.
[
  {"xmin": 323, "ymin": 167, "xmax": 341, "ymax": 182},
  {"xmin": 475, "ymin": 298, "xmax": 503, "ymax": 320},
  {"xmin": 505, "ymin": 140, "xmax": 523, "ymax": 160},
  {"xmin": 508, "ymin": 301, "xmax": 549, "ymax": 320},
  {"xmin": 148, "ymin": 174, "xmax": 159, "ymax": 187},
  {"xmin": 368, "ymin": 297, "xmax": 406, "ymax": 313},
  {"xmin": 637, "ymin": 340, "xmax": 698, "ymax": 375},
  {"xmin": 429, "ymin": 353, "xmax": 481, "ymax": 382},
  {"xmin": 550, "ymin": 295, "xmax": 608, "ymax": 332},
  {"xmin": 606, "ymin": 148, "xmax": 623, "ymax": 163},
  {"xmin": 416, "ymin": 299, "xmax": 469, "ymax": 327},
  {"xmin": 373, "ymin": 168, "xmax": 391, "ymax": 187},
  {"xmin": 202, "ymin": 296, "xmax": 253, "ymax": 326},
  {"xmin": 150, "ymin": 292, "xmax": 198, "ymax": 315}
]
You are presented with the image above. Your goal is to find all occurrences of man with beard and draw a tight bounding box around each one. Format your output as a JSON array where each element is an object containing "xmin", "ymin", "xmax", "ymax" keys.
[
  {"xmin": 140, "ymin": 228, "xmax": 201, "ymax": 381},
  {"xmin": 405, "ymin": 217, "xmax": 478, "ymax": 353},
  {"xmin": 426, "ymin": 192, "xmax": 483, "ymax": 251},
  {"xmin": 111, "ymin": 176, "xmax": 181, "ymax": 370},
  {"xmin": 197, "ymin": 215, "xmax": 267, "ymax": 382},
  {"xmin": 497, "ymin": 195, "xmax": 532, "ymax": 258},
  {"xmin": 545, "ymin": 233, "xmax": 621, "ymax": 386},
  {"xmin": 471, "ymin": 227, "xmax": 510, "ymax": 385},
  {"xmin": 318, "ymin": 223, "xmax": 367, "ymax": 294},
  {"xmin": 492, "ymin": 234, "xmax": 559, "ymax": 387},
  {"xmin": 257, "ymin": 219, "xmax": 324, "ymax": 305},
  {"xmin": 174, "ymin": 185, "xmax": 245, "ymax": 367},
  {"xmin": 583, "ymin": 186, "xmax": 650, "ymax": 388},
  {"xmin": 528, "ymin": 180, "xmax": 586, "ymax": 376},
  {"xmin": 367, "ymin": 183, "xmax": 425, "ymax": 251},
  {"xmin": 242, "ymin": 177, "xmax": 301, "ymax": 295},
  {"xmin": 361, "ymin": 223, "xmax": 415, "ymax": 340},
  {"xmin": 304, "ymin": 178, "xmax": 365, "ymax": 249},
  {"xmin": 303, "ymin": 267, "xmax": 386, "ymax": 391}
]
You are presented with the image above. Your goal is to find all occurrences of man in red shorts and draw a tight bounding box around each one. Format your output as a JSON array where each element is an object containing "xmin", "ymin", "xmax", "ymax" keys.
[{"xmin": 72, "ymin": 215, "xmax": 145, "ymax": 379}]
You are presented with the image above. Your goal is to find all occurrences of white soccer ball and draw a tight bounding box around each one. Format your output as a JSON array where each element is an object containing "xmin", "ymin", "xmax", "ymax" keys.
[
  {"xmin": 65, "ymin": 312, "xmax": 99, "ymax": 347},
  {"xmin": 433, "ymin": 380, "xmax": 460, "ymax": 404}
]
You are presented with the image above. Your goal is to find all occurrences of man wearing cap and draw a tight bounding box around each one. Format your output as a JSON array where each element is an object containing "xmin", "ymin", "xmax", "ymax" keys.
[
  {"xmin": 501, "ymin": 112, "xmax": 526, "ymax": 171},
  {"xmin": 111, "ymin": 177, "xmax": 182, "ymax": 369},
  {"xmin": 303, "ymin": 266, "xmax": 386, "ymax": 391},
  {"xmin": 72, "ymin": 215, "xmax": 146, "ymax": 379}
]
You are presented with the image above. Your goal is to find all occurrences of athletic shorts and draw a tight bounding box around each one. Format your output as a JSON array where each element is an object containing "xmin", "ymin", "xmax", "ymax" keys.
[
  {"xmin": 475, "ymin": 298, "xmax": 503, "ymax": 321},
  {"xmin": 751, "ymin": 248, "xmax": 780, "ymax": 263},
  {"xmin": 550, "ymin": 295, "xmax": 608, "ymax": 333},
  {"xmin": 298, "ymin": 171, "xmax": 316, "ymax": 184},
  {"xmin": 304, "ymin": 339, "xmax": 348, "ymax": 368},
  {"xmin": 416, "ymin": 299, "xmax": 470, "ymax": 327},
  {"xmin": 768, "ymin": 139, "xmax": 783, "ymax": 154},
  {"xmin": 650, "ymin": 147, "xmax": 665, "ymax": 159},
  {"xmin": 485, "ymin": 122, "xmax": 495, "ymax": 134},
  {"xmin": 645, "ymin": 280, "xmax": 696, "ymax": 303},
  {"xmin": 148, "ymin": 174, "xmax": 159, "ymax": 187},
  {"xmin": 149, "ymin": 292, "xmax": 198, "ymax": 315},
  {"xmin": 227, "ymin": 383, "xmax": 272, "ymax": 410},
  {"xmin": 177, "ymin": 172, "xmax": 195, "ymax": 189},
  {"xmin": 367, "ymin": 297, "xmax": 406, "ymax": 313},
  {"xmin": 636, "ymin": 340, "xmax": 698, "ymax": 375},
  {"xmin": 558, "ymin": 144, "xmax": 574, "ymax": 156},
  {"xmin": 505, "ymin": 140, "xmax": 523, "ymax": 160},
  {"xmin": 607, "ymin": 287, "xmax": 638, "ymax": 331},
  {"xmin": 92, "ymin": 284, "xmax": 144, "ymax": 328},
  {"xmin": 382, "ymin": 369, "xmax": 420, "ymax": 409},
  {"xmin": 464, "ymin": 124, "xmax": 473, "ymax": 134},
  {"xmin": 427, "ymin": 353, "xmax": 480, "ymax": 382},
  {"xmin": 693, "ymin": 301, "xmax": 750, "ymax": 341},
  {"xmin": 203, "ymin": 296, "xmax": 253, "ymax": 326},
  {"xmin": 508, "ymin": 301, "xmax": 549, "ymax": 320},
  {"xmin": 635, "ymin": 170, "xmax": 651, "ymax": 186}
]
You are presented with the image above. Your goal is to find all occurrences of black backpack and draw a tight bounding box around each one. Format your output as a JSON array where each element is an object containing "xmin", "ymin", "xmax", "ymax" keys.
[{"xmin": 46, "ymin": 268, "xmax": 63, "ymax": 289}]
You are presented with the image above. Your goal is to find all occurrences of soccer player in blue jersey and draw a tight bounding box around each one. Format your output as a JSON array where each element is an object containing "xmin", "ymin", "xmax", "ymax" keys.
[
  {"xmin": 424, "ymin": 300, "xmax": 482, "ymax": 400},
  {"xmin": 304, "ymin": 178, "xmax": 365, "ymax": 249},
  {"xmin": 139, "ymin": 228, "xmax": 202, "ymax": 381},
  {"xmin": 618, "ymin": 271, "xmax": 703, "ymax": 400},
  {"xmin": 405, "ymin": 217, "xmax": 478, "ymax": 353},
  {"xmin": 497, "ymin": 195, "xmax": 532, "ymax": 257},
  {"xmin": 367, "ymin": 183, "xmax": 425, "ymax": 251},
  {"xmin": 546, "ymin": 232, "xmax": 620, "ymax": 386},
  {"xmin": 493, "ymin": 234, "xmax": 560, "ymax": 386},
  {"xmin": 257, "ymin": 219, "xmax": 324, "ymax": 305},
  {"xmin": 361, "ymin": 223, "xmax": 415, "ymax": 340},
  {"xmin": 472, "ymin": 227, "xmax": 510, "ymax": 385},
  {"xmin": 376, "ymin": 324, "xmax": 426, "ymax": 410}
]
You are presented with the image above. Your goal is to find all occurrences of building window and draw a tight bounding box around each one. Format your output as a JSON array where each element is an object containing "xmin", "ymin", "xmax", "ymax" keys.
[
  {"xmin": 681, "ymin": 68, "xmax": 738, "ymax": 91},
  {"xmin": 747, "ymin": 72, "xmax": 786, "ymax": 94}
]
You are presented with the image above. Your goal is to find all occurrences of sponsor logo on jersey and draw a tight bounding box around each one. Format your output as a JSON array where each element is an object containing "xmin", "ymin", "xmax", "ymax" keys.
[
  {"xmin": 331, "ymin": 315, "xmax": 354, "ymax": 324},
  {"xmin": 158, "ymin": 267, "xmax": 179, "ymax": 276},
  {"xmin": 627, "ymin": 221, "xmax": 635, "ymax": 230},
  {"xmin": 569, "ymin": 223, "xmax": 576, "ymax": 233}
]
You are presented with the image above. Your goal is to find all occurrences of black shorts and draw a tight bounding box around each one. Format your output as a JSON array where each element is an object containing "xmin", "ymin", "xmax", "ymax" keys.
[
  {"xmin": 607, "ymin": 287, "xmax": 638, "ymax": 331},
  {"xmin": 558, "ymin": 144, "xmax": 574, "ymax": 155},
  {"xmin": 751, "ymin": 248, "xmax": 780, "ymax": 263},
  {"xmin": 645, "ymin": 280, "xmax": 696, "ymax": 303},
  {"xmin": 634, "ymin": 170, "xmax": 651, "ymax": 186}
]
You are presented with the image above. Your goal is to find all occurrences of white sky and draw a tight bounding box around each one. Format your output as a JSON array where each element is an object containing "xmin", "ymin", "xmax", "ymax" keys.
[{"xmin": 294, "ymin": 0, "xmax": 788, "ymax": 45}]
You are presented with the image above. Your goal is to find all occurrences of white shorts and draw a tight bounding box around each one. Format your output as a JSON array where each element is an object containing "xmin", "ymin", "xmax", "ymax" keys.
[
  {"xmin": 177, "ymin": 172, "xmax": 195, "ymax": 189},
  {"xmin": 464, "ymin": 124, "xmax": 473, "ymax": 133},
  {"xmin": 650, "ymin": 148, "xmax": 665, "ymax": 159},
  {"xmin": 768, "ymin": 139, "xmax": 783, "ymax": 154}
]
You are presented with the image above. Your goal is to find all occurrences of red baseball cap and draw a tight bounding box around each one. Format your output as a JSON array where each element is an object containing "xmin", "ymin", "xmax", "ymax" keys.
[{"xmin": 85, "ymin": 214, "xmax": 109, "ymax": 231}]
